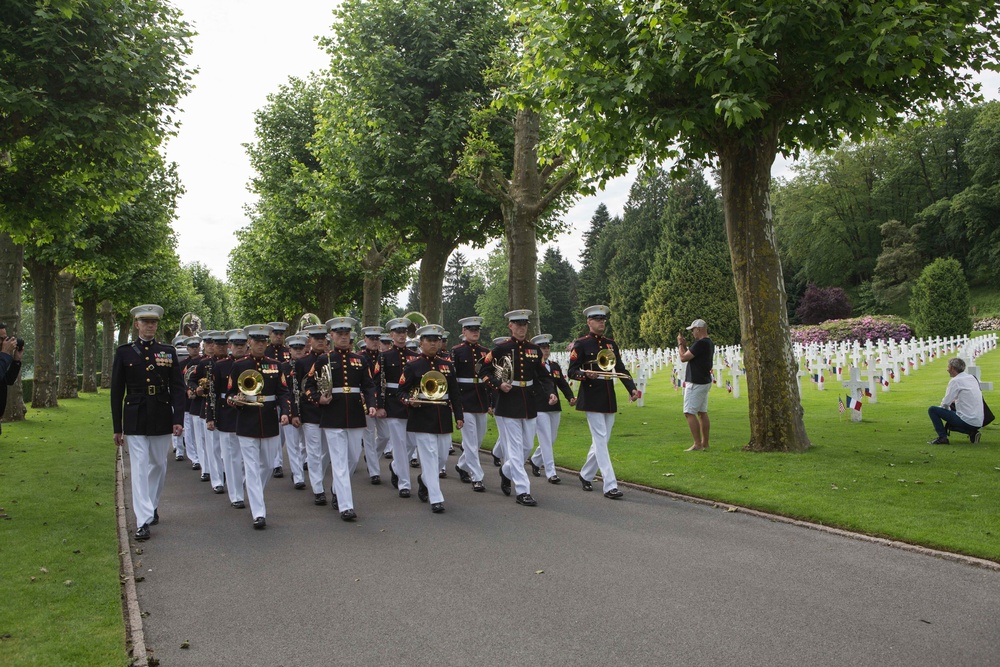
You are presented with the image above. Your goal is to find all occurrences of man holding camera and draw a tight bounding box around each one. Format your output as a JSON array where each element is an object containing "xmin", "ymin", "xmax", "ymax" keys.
[{"xmin": 0, "ymin": 323, "xmax": 24, "ymax": 432}]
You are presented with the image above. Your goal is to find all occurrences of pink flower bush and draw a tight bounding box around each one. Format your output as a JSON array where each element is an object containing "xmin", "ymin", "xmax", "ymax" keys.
[{"xmin": 791, "ymin": 316, "xmax": 913, "ymax": 344}]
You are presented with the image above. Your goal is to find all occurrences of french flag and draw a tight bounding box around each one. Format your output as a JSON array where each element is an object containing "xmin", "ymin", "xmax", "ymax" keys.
[
  {"xmin": 846, "ymin": 395, "xmax": 863, "ymax": 412},
  {"xmin": 726, "ymin": 380, "xmax": 733, "ymax": 394}
]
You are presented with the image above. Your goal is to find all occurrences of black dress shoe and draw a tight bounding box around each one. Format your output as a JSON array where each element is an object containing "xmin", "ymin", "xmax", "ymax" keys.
[
  {"xmin": 232, "ymin": 500, "xmax": 246, "ymax": 509},
  {"xmin": 200, "ymin": 473, "xmax": 210, "ymax": 482},
  {"xmin": 438, "ymin": 470, "xmax": 447, "ymax": 479},
  {"xmin": 192, "ymin": 462, "xmax": 202, "ymax": 470},
  {"xmin": 331, "ymin": 493, "xmax": 338, "ymax": 510},
  {"xmin": 410, "ymin": 458, "xmax": 420, "ymax": 468},
  {"xmin": 431, "ymin": 502, "xmax": 445, "ymax": 513},
  {"xmin": 578, "ymin": 474, "xmax": 593, "ymax": 491},
  {"xmin": 341, "ymin": 509, "xmax": 357, "ymax": 521},
  {"xmin": 314, "ymin": 493, "xmax": 327, "ymax": 506},
  {"xmin": 492, "ymin": 454, "xmax": 502, "ymax": 467},
  {"xmin": 928, "ymin": 435, "xmax": 950, "ymax": 445},
  {"xmin": 213, "ymin": 485, "xmax": 225, "ymax": 494},
  {"xmin": 390, "ymin": 470, "xmax": 399, "ymax": 489},
  {"xmin": 499, "ymin": 469, "xmax": 511, "ymax": 496},
  {"xmin": 604, "ymin": 488, "xmax": 624, "ymax": 499},
  {"xmin": 253, "ymin": 516, "xmax": 266, "ymax": 529},
  {"xmin": 272, "ymin": 466, "xmax": 284, "ymax": 478},
  {"xmin": 150, "ymin": 509, "xmax": 159, "ymax": 525},
  {"xmin": 417, "ymin": 475, "xmax": 429, "ymax": 502},
  {"xmin": 548, "ymin": 475, "xmax": 561, "ymax": 484},
  {"xmin": 472, "ymin": 480, "xmax": 485, "ymax": 492},
  {"xmin": 530, "ymin": 460, "xmax": 541, "ymax": 477},
  {"xmin": 370, "ymin": 475, "xmax": 381, "ymax": 485},
  {"xmin": 302, "ymin": 461, "xmax": 308, "ymax": 470},
  {"xmin": 448, "ymin": 446, "xmax": 456, "ymax": 455},
  {"xmin": 516, "ymin": 493, "xmax": 537, "ymax": 507},
  {"xmin": 135, "ymin": 523, "xmax": 150, "ymax": 541},
  {"xmin": 294, "ymin": 481, "xmax": 307, "ymax": 490},
  {"xmin": 384, "ymin": 451, "xmax": 393, "ymax": 460},
  {"xmin": 399, "ymin": 488, "xmax": 411, "ymax": 498},
  {"xmin": 175, "ymin": 453, "xmax": 185, "ymax": 461},
  {"xmin": 455, "ymin": 465, "xmax": 471, "ymax": 483}
]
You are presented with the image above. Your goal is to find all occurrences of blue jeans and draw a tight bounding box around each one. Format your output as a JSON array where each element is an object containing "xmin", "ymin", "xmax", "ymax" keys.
[{"xmin": 927, "ymin": 406, "xmax": 978, "ymax": 438}]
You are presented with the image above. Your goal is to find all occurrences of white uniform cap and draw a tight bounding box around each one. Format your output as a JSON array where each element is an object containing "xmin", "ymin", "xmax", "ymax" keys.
[
  {"xmin": 267, "ymin": 322, "xmax": 289, "ymax": 332},
  {"xmin": 286, "ymin": 334, "xmax": 308, "ymax": 347},
  {"xmin": 583, "ymin": 304, "xmax": 610, "ymax": 319},
  {"xmin": 326, "ymin": 316, "xmax": 358, "ymax": 332},
  {"xmin": 530, "ymin": 334, "xmax": 552, "ymax": 345},
  {"xmin": 361, "ymin": 326, "xmax": 384, "ymax": 337},
  {"xmin": 415, "ymin": 324, "xmax": 445, "ymax": 339},
  {"xmin": 504, "ymin": 309, "xmax": 532, "ymax": 322},
  {"xmin": 385, "ymin": 317, "xmax": 411, "ymax": 332},
  {"xmin": 379, "ymin": 333, "xmax": 392, "ymax": 343},
  {"xmin": 405, "ymin": 339, "xmax": 418, "ymax": 349},
  {"xmin": 458, "ymin": 316, "xmax": 484, "ymax": 328},
  {"xmin": 244, "ymin": 324, "xmax": 274, "ymax": 338},
  {"xmin": 184, "ymin": 336, "xmax": 202, "ymax": 346},
  {"xmin": 304, "ymin": 324, "xmax": 328, "ymax": 337},
  {"xmin": 131, "ymin": 304, "xmax": 164, "ymax": 320},
  {"xmin": 171, "ymin": 335, "xmax": 187, "ymax": 346},
  {"xmin": 226, "ymin": 329, "xmax": 248, "ymax": 343},
  {"xmin": 493, "ymin": 336, "xmax": 509, "ymax": 346}
]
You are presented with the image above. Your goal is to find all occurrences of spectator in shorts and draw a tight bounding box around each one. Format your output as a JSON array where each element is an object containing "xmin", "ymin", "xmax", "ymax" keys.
[{"xmin": 677, "ymin": 319, "xmax": 714, "ymax": 451}]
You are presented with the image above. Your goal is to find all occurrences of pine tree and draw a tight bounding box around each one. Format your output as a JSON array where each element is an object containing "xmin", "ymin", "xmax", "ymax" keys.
[
  {"xmin": 442, "ymin": 252, "xmax": 483, "ymax": 336},
  {"xmin": 576, "ymin": 204, "xmax": 617, "ymax": 334},
  {"xmin": 538, "ymin": 247, "xmax": 579, "ymax": 343},
  {"xmin": 640, "ymin": 171, "xmax": 741, "ymax": 346}
]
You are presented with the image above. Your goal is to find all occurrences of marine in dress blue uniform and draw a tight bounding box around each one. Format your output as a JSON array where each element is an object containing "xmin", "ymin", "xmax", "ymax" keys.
[
  {"xmin": 528, "ymin": 334, "xmax": 575, "ymax": 483},
  {"xmin": 568, "ymin": 305, "xmax": 639, "ymax": 499},
  {"xmin": 264, "ymin": 322, "xmax": 291, "ymax": 476},
  {"xmin": 298, "ymin": 324, "xmax": 332, "ymax": 504},
  {"xmin": 359, "ymin": 325, "xmax": 389, "ymax": 484},
  {"xmin": 206, "ymin": 329, "xmax": 248, "ymax": 508},
  {"xmin": 110, "ymin": 305, "xmax": 186, "ymax": 541},
  {"xmin": 450, "ymin": 316, "xmax": 493, "ymax": 490},
  {"xmin": 379, "ymin": 318, "xmax": 420, "ymax": 496}
]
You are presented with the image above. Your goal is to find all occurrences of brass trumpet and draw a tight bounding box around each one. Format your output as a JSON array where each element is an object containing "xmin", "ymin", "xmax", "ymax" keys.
[
  {"xmin": 408, "ymin": 370, "xmax": 449, "ymax": 406},
  {"xmin": 232, "ymin": 369, "xmax": 265, "ymax": 407},
  {"xmin": 585, "ymin": 349, "xmax": 632, "ymax": 379}
]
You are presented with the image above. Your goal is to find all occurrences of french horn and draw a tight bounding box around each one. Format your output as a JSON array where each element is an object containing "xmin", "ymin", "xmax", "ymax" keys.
[{"xmin": 232, "ymin": 369, "xmax": 265, "ymax": 407}]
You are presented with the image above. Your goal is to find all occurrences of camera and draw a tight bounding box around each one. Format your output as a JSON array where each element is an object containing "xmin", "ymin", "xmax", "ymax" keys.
[{"xmin": 16, "ymin": 338, "xmax": 24, "ymax": 351}]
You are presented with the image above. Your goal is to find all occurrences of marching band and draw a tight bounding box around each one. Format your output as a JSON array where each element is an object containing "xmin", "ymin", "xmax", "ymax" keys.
[{"xmin": 112, "ymin": 302, "xmax": 637, "ymax": 539}]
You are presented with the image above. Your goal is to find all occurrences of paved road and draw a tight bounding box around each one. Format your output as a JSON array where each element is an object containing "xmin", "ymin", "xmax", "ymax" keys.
[{"xmin": 126, "ymin": 449, "xmax": 1000, "ymax": 667}]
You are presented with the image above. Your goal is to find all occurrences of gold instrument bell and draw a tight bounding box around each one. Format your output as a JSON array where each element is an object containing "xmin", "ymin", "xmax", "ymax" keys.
[
  {"xmin": 589, "ymin": 348, "xmax": 631, "ymax": 379},
  {"xmin": 408, "ymin": 370, "xmax": 448, "ymax": 406},
  {"xmin": 233, "ymin": 369, "xmax": 265, "ymax": 407}
]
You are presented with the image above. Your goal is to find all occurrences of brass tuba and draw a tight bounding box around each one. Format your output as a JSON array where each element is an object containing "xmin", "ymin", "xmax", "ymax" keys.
[
  {"xmin": 402, "ymin": 311, "xmax": 427, "ymax": 339},
  {"xmin": 408, "ymin": 370, "xmax": 448, "ymax": 406},
  {"xmin": 232, "ymin": 369, "xmax": 265, "ymax": 407},
  {"xmin": 296, "ymin": 312, "xmax": 323, "ymax": 334},
  {"xmin": 177, "ymin": 312, "xmax": 202, "ymax": 340}
]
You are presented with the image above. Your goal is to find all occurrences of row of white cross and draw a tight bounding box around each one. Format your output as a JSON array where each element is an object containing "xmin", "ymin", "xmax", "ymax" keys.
[{"xmin": 548, "ymin": 333, "xmax": 997, "ymax": 416}]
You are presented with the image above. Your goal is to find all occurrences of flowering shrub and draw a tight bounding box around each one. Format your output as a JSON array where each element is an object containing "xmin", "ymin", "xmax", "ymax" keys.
[
  {"xmin": 974, "ymin": 317, "xmax": 1000, "ymax": 331},
  {"xmin": 791, "ymin": 315, "xmax": 913, "ymax": 344}
]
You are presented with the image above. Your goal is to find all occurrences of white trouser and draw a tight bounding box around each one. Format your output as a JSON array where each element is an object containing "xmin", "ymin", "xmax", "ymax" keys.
[
  {"xmin": 496, "ymin": 416, "xmax": 535, "ymax": 496},
  {"xmin": 219, "ymin": 430, "xmax": 245, "ymax": 503},
  {"xmin": 172, "ymin": 432, "xmax": 185, "ymax": 457},
  {"xmin": 238, "ymin": 435, "xmax": 280, "ymax": 520},
  {"xmin": 201, "ymin": 419, "xmax": 224, "ymax": 486},
  {"xmin": 125, "ymin": 434, "xmax": 171, "ymax": 527},
  {"xmin": 323, "ymin": 428, "xmax": 364, "ymax": 511},
  {"xmin": 415, "ymin": 433, "xmax": 449, "ymax": 504},
  {"xmin": 183, "ymin": 413, "xmax": 199, "ymax": 463},
  {"xmin": 458, "ymin": 412, "xmax": 487, "ymax": 482},
  {"xmin": 531, "ymin": 411, "xmax": 561, "ymax": 478},
  {"xmin": 190, "ymin": 413, "xmax": 207, "ymax": 468},
  {"xmin": 387, "ymin": 418, "xmax": 414, "ymax": 490},
  {"xmin": 580, "ymin": 412, "xmax": 618, "ymax": 492},
  {"xmin": 282, "ymin": 423, "xmax": 306, "ymax": 483},
  {"xmin": 302, "ymin": 423, "xmax": 330, "ymax": 495},
  {"xmin": 437, "ymin": 430, "xmax": 450, "ymax": 472},
  {"xmin": 363, "ymin": 416, "xmax": 390, "ymax": 477}
]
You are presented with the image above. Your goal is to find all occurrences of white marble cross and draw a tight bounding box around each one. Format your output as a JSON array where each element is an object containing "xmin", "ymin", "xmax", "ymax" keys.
[{"xmin": 841, "ymin": 367, "xmax": 867, "ymax": 422}]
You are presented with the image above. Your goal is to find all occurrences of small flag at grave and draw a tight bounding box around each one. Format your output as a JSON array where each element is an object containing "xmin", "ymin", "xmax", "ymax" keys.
[
  {"xmin": 726, "ymin": 380, "xmax": 733, "ymax": 394},
  {"xmin": 811, "ymin": 373, "xmax": 819, "ymax": 383},
  {"xmin": 838, "ymin": 396, "xmax": 846, "ymax": 414},
  {"xmin": 863, "ymin": 387, "xmax": 872, "ymax": 398},
  {"xmin": 846, "ymin": 395, "xmax": 863, "ymax": 413},
  {"xmin": 881, "ymin": 376, "xmax": 890, "ymax": 388}
]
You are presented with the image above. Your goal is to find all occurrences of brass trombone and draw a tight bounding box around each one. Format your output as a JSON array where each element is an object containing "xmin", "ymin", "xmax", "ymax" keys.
[
  {"xmin": 584, "ymin": 349, "xmax": 632, "ymax": 379},
  {"xmin": 232, "ymin": 369, "xmax": 265, "ymax": 407},
  {"xmin": 408, "ymin": 370, "xmax": 449, "ymax": 406}
]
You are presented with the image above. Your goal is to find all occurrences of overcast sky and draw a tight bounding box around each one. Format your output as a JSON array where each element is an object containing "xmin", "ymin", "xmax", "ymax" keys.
[{"xmin": 163, "ymin": 1, "xmax": 1000, "ymax": 298}]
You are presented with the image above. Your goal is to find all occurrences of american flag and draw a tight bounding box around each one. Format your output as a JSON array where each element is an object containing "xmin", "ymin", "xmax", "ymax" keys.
[
  {"xmin": 726, "ymin": 380, "xmax": 733, "ymax": 394},
  {"xmin": 838, "ymin": 396, "xmax": 846, "ymax": 414}
]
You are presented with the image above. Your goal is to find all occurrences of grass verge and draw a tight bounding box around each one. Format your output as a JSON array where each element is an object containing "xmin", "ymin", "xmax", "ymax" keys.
[{"xmin": 0, "ymin": 393, "xmax": 130, "ymax": 667}]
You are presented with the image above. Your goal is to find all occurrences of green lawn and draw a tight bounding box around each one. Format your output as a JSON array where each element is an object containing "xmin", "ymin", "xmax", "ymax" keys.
[
  {"xmin": 1, "ymin": 348, "xmax": 997, "ymax": 664},
  {"xmin": 0, "ymin": 394, "xmax": 130, "ymax": 667}
]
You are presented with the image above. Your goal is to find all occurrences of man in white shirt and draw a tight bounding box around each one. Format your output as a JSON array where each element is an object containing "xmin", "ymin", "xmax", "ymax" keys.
[{"xmin": 928, "ymin": 358, "xmax": 984, "ymax": 445}]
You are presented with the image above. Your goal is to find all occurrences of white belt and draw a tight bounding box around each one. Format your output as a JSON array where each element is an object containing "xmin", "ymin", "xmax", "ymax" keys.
[
  {"xmin": 386, "ymin": 383, "xmax": 400, "ymax": 389},
  {"xmin": 329, "ymin": 387, "xmax": 361, "ymax": 394},
  {"xmin": 510, "ymin": 380, "xmax": 533, "ymax": 388},
  {"xmin": 456, "ymin": 377, "xmax": 480, "ymax": 384},
  {"xmin": 261, "ymin": 395, "xmax": 276, "ymax": 402},
  {"xmin": 220, "ymin": 393, "xmax": 227, "ymax": 399}
]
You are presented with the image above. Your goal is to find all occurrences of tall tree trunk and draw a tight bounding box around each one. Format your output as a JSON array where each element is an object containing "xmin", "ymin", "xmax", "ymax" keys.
[
  {"xmin": 717, "ymin": 129, "xmax": 810, "ymax": 452},
  {"xmin": 100, "ymin": 300, "xmax": 115, "ymax": 389},
  {"xmin": 505, "ymin": 202, "xmax": 540, "ymax": 337},
  {"xmin": 56, "ymin": 271, "xmax": 78, "ymax": 399},
  {"xmin": 81, "ymin": 295, "xmax": 98, "ymax": 392},
  {"xmin": 117, "ymin": 314, "xmax": 130, "ymax": 346},
  {"xmin": 361, "ymin": 244, "xmax": 388, "ymax": 326},
  {"xmin": 314, "ymin": 277, "xmax": 340, "ymax": 320},
  {"xmin": 0, "ymin": 233, "xmax": 26, "ymax": 422},
  {"xmin": 418, "ymin": 232, "xmax": 454, "ymax": 325},
  {"xmin": 26, "ymin": 259, "xmax": 59, "ymax": 408}
]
